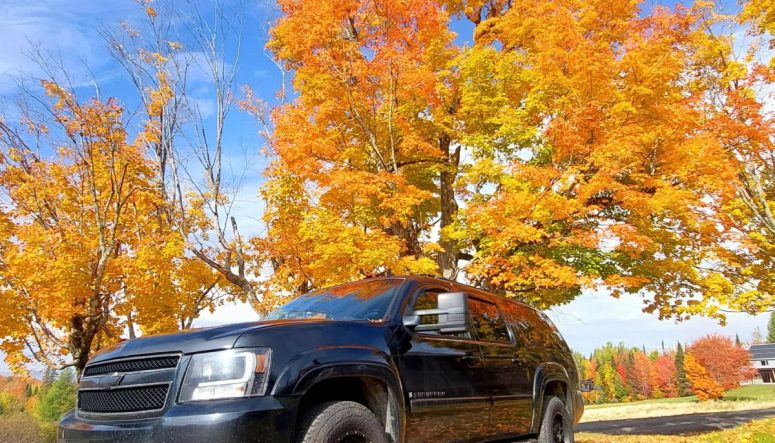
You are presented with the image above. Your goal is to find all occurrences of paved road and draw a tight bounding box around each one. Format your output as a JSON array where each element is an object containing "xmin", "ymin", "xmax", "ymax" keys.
[{"xmin": 576, "ymin": 408, "xmax": 775, "ymax": 435}]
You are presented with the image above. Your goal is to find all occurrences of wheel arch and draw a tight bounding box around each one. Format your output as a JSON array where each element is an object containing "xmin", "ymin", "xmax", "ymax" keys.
[
  {"xmin": 287, "ymin": 360, "xmax": 405, "ymax": 443},
  {"xmin": 530, "ymin": 362, "xmax": 572, "ymax": 434}
]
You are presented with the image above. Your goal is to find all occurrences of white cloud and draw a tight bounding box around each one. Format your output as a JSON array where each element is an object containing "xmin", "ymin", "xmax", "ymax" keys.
[
  {"xmin": 547, "ymin": 288, "xmax": 770, "ymax": 355},
  {"xmin": 0, "ymin": 0, "xmax": 140, "ymax": 93}
]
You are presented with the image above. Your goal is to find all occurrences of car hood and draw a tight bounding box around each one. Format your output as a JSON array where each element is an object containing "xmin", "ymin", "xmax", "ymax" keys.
[{"xmin": 87, "ymin": 319, "xmax": 331, "ymax": 364}]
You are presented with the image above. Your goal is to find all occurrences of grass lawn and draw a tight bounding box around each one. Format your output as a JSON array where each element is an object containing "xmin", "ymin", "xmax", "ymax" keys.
[
  {"xmin": 722, "ymin": 385, "xmax": 775, "ymax": 402},
  {"xmin": 577, "ymin": 417, "xmax": 775, "ymax": 443},
  {"xmin": 587, "ymin": 385, "xmax": 775, "ymax": 410},
  {"xmin": 582, "ymin": 385, "xmax": 775, "ymax": 422}
]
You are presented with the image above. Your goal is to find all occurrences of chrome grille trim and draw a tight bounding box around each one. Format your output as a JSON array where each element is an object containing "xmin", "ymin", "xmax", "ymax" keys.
[
  {"xmin": 77, "ymin": 353, "xmax": 181, "ymax": 418},
  {"xmin": 83, "ymin": 355, "xmax": 180, "ymax": 377}
]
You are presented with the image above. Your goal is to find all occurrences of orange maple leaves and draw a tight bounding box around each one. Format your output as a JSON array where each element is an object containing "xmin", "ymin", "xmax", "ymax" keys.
[{"xmin": 261, "ymin": 0, "xmax": 773, "ymax": 316}]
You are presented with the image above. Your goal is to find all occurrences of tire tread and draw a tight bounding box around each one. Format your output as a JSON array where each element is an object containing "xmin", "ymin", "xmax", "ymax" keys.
[{"xmin": 297, "ymin": 400, "xmax": 388, "ymax": 443}]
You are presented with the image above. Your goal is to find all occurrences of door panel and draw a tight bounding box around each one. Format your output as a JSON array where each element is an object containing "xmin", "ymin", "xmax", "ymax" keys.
[
  {"xmin": 399, "ymin": 287, "xmax": 491, "ymax": 443},
  {"xmin": 479, "ymin": 342, "xmax": 533, "ymax": 437},
  {"xmin": 497, "ymin": 300, "xmax": 552, "ymax": 435},
  {"xmin": 469, "ymin": 297, "xmax": 533, "ymax": 438}
]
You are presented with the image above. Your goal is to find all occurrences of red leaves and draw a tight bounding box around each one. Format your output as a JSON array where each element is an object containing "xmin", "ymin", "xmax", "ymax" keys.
[{"xmin": 688, "ymin": 334, "xmax": 756, "ymax": 392}]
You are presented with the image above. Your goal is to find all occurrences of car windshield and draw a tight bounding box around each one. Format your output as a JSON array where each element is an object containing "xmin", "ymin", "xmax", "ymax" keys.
[{"xmin": 264, "ymin": 279, "xmax": 403, "ymax": 322}]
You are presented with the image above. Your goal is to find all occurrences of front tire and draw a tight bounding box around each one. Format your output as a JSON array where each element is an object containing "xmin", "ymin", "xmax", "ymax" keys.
[
  {"xmin": 296, "ymin": 401, "xmax": 389, "ymax": 443},
  {"xmin": 537, "ymin": 396, "xmax": 574, "ymax": 443}
]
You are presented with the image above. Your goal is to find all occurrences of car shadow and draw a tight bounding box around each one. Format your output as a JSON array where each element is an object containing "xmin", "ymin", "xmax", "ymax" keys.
[{"xmin": 576, "ymin": 408, "xmax": 775, "ymax": 436}]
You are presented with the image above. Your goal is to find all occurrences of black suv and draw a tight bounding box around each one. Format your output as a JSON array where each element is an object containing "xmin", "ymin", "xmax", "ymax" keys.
[{"xmin": 59, "ymin": 276, "xmax": 583, "ymax": 443}]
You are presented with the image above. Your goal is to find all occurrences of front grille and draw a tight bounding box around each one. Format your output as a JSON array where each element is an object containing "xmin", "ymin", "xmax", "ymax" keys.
[
  {"xmin": 83, "ymin": 356, "xmax": 180, "ymax": 377},
  {"xmin": 78, "ymin": 385, "xmax": 169, "ymax": 413},
  {"xmin": 78, "ymin": 354, "xmax": 180, "ymax": 416}
]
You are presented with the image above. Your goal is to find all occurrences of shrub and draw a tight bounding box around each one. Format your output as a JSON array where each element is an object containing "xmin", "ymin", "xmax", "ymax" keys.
[
  {"xmin": 36, "ymin": 370, "xmax": 75, "ymax": 423},
  {"xmin": 0, "ymin": 391, "xmax": 18, "ymax": 414}
]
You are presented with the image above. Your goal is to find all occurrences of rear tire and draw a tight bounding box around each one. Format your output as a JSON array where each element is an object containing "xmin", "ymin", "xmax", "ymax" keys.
[
  {"xmin": 537, "ymin": 396, "xmax": 574, "ymax": 443},
  {"xmin": 296, "ymin": 401, "xmax": 389, "ymax": 443}
]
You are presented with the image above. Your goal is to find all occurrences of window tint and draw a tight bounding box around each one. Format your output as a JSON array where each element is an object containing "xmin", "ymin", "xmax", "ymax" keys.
[
  {"xmin": 411, "ymin": 288, "xmax": 471, "ymax": 339},
  {"xmin": 468, "ymin": 298, "xmax": 510, "ymax": 343},
  {"xmin": 500, "ymin": 301, "xmax": 561, "ymax": 349}
]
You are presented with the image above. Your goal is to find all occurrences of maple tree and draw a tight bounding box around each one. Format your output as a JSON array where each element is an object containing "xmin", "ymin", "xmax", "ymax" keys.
[
  {"xmin": 448, "ymin": 0, "xmax": 749, "ymax": 313},
  {"xmin": 0, "ymin": 82, "xmax": 180, "ymax": 372},
  {"xmin": 261, "ymin": 0, "xmax": 772, "ymax": 317},
  {"xmin": 687, "ymin": 334, "xmax": 755, "ymax": 391},
  {"xmin": 702, "ymin": 5, "xmax": 775, "ymax": 315},
  {"xmin": 684, "ymin": 352, "xmax": 725, "ymax": 401},
  {"xmin": 260, "ymin": 0, "xmax": 457, "ymax": 306},
  {"xmin": 741, "ymin": 0, "xmax": 775, "ymax": 65},
  {"xmin": 628, "ymin": 352, "xmax": 654, "ymax": 400},
  {"xmin": 652, "ymin": 354, "xmax": 678, "ymax": 398}
]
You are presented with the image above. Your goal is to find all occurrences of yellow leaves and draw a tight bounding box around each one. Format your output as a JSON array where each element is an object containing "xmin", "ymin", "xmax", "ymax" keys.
[
  {"xmin": 740, "ymin": 0, "xmax": 775, "ymax": 37},
  {"xmin": 146, "ymin": 71, "xmax": 172, "ymax": 116},
  {"xmin": 445, "ymin": 0, "xmax": 760, "ymax": 312},
  {"xmin": 152, "ymin": 52, "xmax": 169, "ymax": 64},
  {"xmin": 41, "ymin": 80, "xmax": 70, "ymax": 111},
  {"xmin": 138, "ymin": 49, "xmax": 169, "ymax": 67},
  {"xmin": 0, "ymin": 80, "xmax": 206, "ymax": 372},
  {"xmin": 145, "ymin": 6, "xmax": 157, "ymax": 18}
]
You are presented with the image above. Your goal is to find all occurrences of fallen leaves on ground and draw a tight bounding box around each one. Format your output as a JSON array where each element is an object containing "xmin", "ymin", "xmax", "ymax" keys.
[{"xmin": 577, "ymin": 418, "xmax": 775, "ymax": 443}]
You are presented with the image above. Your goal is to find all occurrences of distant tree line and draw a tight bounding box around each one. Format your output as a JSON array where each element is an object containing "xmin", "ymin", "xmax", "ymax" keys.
[{"xmin": 575, "ymin": 334, "xmax": 754, "ymax": 404}]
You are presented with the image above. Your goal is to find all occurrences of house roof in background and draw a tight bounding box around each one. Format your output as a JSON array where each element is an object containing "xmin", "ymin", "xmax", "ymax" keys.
[{"xmin": 749, "ymin": 343, "xmax": 775, "ymax": 360}]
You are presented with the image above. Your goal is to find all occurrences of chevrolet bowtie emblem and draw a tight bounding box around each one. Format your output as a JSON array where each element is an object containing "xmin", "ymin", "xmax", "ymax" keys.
[{"xmin": 100, "ymin": 372, "xmax": 123, "ymax": 389}]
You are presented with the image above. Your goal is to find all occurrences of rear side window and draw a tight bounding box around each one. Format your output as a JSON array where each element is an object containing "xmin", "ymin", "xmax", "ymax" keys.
[
  {"xmin": 501, "ymin": 301, "xmax": 561, "ymax": 349},
  {"xmin": 468, "ymin": 298, "xmax": 511, "ymax": 343}
]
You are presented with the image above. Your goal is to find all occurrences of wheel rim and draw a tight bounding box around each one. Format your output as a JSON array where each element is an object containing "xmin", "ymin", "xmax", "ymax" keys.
[
  {"xmin": 336, "ymin": 430, "xmax": 370, "ymax": 443},
  {"xmin": 552, "ymin": 413, "xmax": 565, "ymax": 443}
]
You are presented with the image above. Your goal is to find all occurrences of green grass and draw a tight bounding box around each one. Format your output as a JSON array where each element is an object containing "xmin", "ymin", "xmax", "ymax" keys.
[
  {"xmin": 722, "ymin": 384, "xmax": 775, "ymax": 402},
  {"xmin": 587, "ymin": 385, "xmax": 775, "ymax": 409}
]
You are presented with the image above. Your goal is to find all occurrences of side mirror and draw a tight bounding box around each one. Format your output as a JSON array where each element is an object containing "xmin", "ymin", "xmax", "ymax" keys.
[
  {"xmin": 580, "ymin": 379, "xmax": 596, "ymax": 393},
  {"xmin": 403, "ymin": 292, "xmax": 468, "ymax": 334}
]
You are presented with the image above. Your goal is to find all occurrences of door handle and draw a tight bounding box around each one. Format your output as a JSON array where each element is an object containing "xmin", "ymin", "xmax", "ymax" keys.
[{"xmin": 462, "ymin": 353, "xmax": 482, "ymax": 366}]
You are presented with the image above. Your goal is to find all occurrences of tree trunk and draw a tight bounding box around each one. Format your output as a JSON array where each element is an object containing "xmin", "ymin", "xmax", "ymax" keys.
[
  {"xmin": 437, "ymin": 135, "xmax": 460, "ymax": 279},
  {"xmin": 69, "ymin": 314, "xmax": 95, "ymax": 375},
  {"xmin": 390, "ymin": 221, "xmax": 422, "ymax": 258}
]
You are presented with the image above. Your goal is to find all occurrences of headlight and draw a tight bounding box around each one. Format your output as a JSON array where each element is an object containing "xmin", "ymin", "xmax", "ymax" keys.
[{"xmin": 179, "ymin": 348, "xmax": 271, "ymax": 402}]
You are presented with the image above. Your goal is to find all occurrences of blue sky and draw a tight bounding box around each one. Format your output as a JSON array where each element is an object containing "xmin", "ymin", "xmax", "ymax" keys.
[{"xmin": 0, "ymin": 0, "xmax": 770, "ymax": 374}]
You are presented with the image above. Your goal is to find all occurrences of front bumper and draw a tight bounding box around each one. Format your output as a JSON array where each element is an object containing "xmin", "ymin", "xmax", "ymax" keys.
[{"xmin": 58, "ymin": 396, "xmax": 296, "ymax": 442}]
